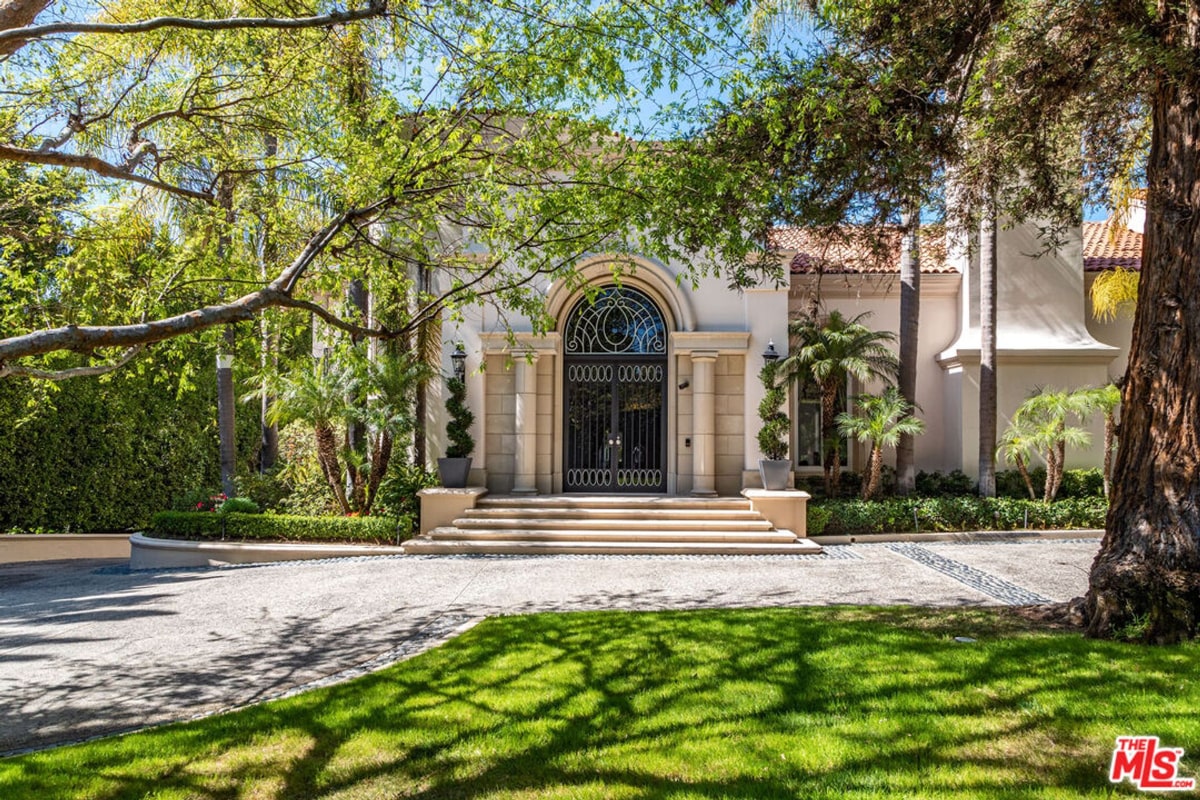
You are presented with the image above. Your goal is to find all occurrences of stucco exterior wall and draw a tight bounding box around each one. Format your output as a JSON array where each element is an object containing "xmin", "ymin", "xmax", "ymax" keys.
[{"xmin": 789, "ymin": 273, "xmax": 962, "ymax": 474}]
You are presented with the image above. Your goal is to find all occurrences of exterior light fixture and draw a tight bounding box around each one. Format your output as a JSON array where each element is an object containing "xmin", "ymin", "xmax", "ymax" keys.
[
  {"xmin": 451, "ymin": 342, "xmax": 467, "ymax": 382},
  {"xmin": 762, "ymin": 340, "xmax": 780, "ymax": 363}
]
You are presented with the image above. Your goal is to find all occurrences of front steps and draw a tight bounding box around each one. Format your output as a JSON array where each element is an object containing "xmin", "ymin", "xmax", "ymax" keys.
[{"xmin": 403, "ymin": 495, "xmax": 823, "ymax": 555}]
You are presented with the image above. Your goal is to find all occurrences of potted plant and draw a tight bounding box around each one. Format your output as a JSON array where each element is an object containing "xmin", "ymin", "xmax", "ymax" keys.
[
  {"xmin": 757, "ymin": 358, "xmax": 791, "ymax": 490},
  {"xmin": 438, "ymin": 376, "xmax": 475, "ymax": 488}
]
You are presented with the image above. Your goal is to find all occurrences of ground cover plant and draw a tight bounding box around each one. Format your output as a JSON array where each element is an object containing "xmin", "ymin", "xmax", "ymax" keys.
[{"xmin": 2, "ymin": 607, "xmax": 1197, "ymax": 799}]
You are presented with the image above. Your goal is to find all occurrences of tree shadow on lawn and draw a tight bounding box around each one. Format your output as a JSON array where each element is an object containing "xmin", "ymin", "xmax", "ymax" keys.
[{"xmin": 4, "ymin": 607, "xmax": 1198, "ymax": 799}]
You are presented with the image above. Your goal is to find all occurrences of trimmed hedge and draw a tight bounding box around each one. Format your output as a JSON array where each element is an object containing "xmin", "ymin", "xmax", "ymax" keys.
[
  {"xmin": 809, "ymin": 496, "xmax": 1107, "ymax": 537},
  {"xmin": 149, "ymin": 511, "xmax": 412, "ymax": 545}
]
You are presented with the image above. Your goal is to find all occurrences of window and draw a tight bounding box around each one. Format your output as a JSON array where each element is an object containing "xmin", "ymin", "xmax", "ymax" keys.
[{"xmin": 793, "ymin": 380, "xmax": 848, "ymax": 469}]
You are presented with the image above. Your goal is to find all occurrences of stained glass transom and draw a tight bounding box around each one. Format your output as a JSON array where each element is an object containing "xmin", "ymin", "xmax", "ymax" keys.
[{"xmin": 564, "ymin": 286, "xmax": 666, "ymax": 355}]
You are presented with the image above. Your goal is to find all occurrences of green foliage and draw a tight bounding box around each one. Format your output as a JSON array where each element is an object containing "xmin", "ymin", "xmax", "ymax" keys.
[
  {"xmin": 812, "ymin": 496, "xmax": 1108, "ymax": 537},
  {"xmin": 444, "ymin": 377, "xmax": 475, "ymax": 459},
  {"xmin": 0, "ymin": 0, "xmax": 774, "ymax": 377},
  {"xmin": 914, "ymin": 470, "xmax": 977, "ymax": 497},
  {"xmin": 806, "ymin": 504, "xmax": 833, "ymax": 536},
  {"xmin": 0, "ymin": 345, "xmax": 259, "ymax": 531},
  {"xmin": 217, "ymin": 497, "xmax": 260, "ymax": 514},
  {"xmin": 996, "ymin": 468, "xmax": 1105, "ymax": 500},
  {"xmin": 376, "ymin": 461, "xmax": 439, "ymax": 524},
  {"xmin": 756, "ymin": 360, "xmax": 789, "ymax": 461},
  {"xmin": 234, "ymin": 470, "xmax": 292, "ymax": 513},
  {"xmin": 149, "ymin": 511, "xmax": 410, "ymax": 545}
]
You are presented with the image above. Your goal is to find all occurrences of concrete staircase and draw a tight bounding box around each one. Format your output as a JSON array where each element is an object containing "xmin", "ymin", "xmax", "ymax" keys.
[{"xmin": 403, "ymin": 495, "xmax": 823, "ymax": 555}]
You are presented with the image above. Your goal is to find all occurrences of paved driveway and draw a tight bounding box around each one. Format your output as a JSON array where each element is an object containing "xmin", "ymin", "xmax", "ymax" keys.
[{"xmin": 0, "ymin": 538, "xmax": 1100, "ymax": 755}]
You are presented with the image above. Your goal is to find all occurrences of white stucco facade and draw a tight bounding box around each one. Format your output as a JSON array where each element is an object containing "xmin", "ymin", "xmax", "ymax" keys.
[{"xmin": 435, "ymin": 217, "xmax": 1137, "ymax": 495}]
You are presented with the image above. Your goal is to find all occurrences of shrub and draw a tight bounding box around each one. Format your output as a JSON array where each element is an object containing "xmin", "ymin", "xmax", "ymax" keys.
[
  {"xmin": 218, "ymin": 497, "xmax": 260, "ymax": 514},
  {"xmin": 806, "ymin": 505, "xmax": 833, "ymax": 536},
  {"xmin": 235, "ymin": 470, "xmax": 292, "ymax": 512},
  {"xmin": 149, "ymin": 511, "xmax": 412, "ymax": 545},
  {"xmin": 914, "ymin": 470, "xmax": 977, "ymax": 497},
  {"xmin": 995, "ymin": 467, "xmax": 1104, "ymax": 499},
  {"xmin": 1058, "ymin": 468, "xmax": 1105, "ymax": 498},
  {"xmin": 445, "ymin": 377, "xmax": 475, "ymax": 459},
  {"xmin": 376, "ymin": 461, "xmax": 439, "ymax": 523},
  {"xmin": 811, "ymin": 496, "xmax": 1107, "ymax": 537},
  {"xmin": 756, "ymin": 360, "xmax": 789, "ymax": 460}
]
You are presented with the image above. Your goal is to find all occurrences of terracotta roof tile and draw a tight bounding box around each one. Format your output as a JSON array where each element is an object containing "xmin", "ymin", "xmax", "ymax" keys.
[
  {"xmin": 772, "ymin": 220, "xmax": 1143, "ymax": 274},
  {"xmin": 770, "ymin": 226, "xmax": 953, "ymax": 274},
  {"xmin": 1082, "ymin": 220, "xmax": 1142, "ymax": 271}
]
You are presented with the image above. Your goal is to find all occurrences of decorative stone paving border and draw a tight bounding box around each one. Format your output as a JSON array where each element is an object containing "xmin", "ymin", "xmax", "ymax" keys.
[
  {"xmin": 886, "ymin": 543, "xmax": 1052, "ymax": 605},
  {"xmin": 94, "ymin": 547, "xmax": 861, "ymax": 575}
]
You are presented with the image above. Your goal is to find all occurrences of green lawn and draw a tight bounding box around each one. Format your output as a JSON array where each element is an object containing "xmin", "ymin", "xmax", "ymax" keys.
[{"xmin": 2, "ymin": 607, "xmax": 1198, "ymax": 799}]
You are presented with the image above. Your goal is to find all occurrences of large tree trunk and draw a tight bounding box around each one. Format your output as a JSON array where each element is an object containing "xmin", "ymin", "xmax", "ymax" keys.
[
  {"xmin": 1085, "ymin": 38, "xmax": 1200, "ymax": 642},
  {"xmin": 1102, "ymin": 412, "xmax": 1115, "ymax": 498},
  {"xmin": 896, "ymin": 203, "xmax": 921, "ymax": 495},
  {"xmin": 977, "ymin": 201, "xmax": 998, "ymax": 497}
]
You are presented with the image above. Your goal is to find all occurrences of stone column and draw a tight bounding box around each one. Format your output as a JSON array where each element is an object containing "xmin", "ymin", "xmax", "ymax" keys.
[
  {"xmin": 512, "ymin": 351, "xmax": 540, "ymax": 494},
  {"xmin": 690, "ymin": 351, "xmax": 718, "ymax": 496}
]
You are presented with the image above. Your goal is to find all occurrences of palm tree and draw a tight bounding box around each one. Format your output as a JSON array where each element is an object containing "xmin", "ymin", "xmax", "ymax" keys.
[
  {"xmin": 978, "ymin": 198, "xmax": 998, "ymax": 498},
  {"xmin": 997, "ymin": 419, "xmax": 1039, "ymax": 500},
  {"xmin": 1077, "ymin": 382, "xmax": 1122, "ymax": 497},
  {"xmin": 266, "ymin": 357, "xmax": 355, "ymax": 514},
  {"xmin": 358, "ymin": 351, "xmax": 428, "ymax": 514},
  {"xmin": 1012, "ymin": 389, "xmax": 1093, "ymax": 501},
  {"xmin": 836, "ymin": 387, "xmax": 925, "ymax": 500},
  {"xmin": 781, "ymin": 309, "xmax": 899, "ymax": 495},
  {"xmin": 896, "ymin": 204, "xmax": 922, "ymax": 495}
]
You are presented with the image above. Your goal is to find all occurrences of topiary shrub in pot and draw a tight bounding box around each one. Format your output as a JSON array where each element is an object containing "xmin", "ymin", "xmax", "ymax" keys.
[
  {"xmin": 757, "ymin": 359, "xmax": 792, "ymax": 490},
  {"xmin": 438, "ymin": 377, "xmax": 475, "ymax": 488}
]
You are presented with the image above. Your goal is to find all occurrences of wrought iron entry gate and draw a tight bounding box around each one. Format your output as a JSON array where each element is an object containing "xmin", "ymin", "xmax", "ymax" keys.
[{"xmin": 562, "ymin": 286, "xmax": 667, "ymax": 493}]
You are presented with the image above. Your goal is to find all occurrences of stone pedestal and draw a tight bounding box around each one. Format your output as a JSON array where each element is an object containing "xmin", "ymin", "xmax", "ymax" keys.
[
  {"xmin": 417, "ymin": 487, "xmax": 489, "ymax": 536},
  {"xmin": 741, "ymin": 489, "xmax": 811, "ymax": 536}
]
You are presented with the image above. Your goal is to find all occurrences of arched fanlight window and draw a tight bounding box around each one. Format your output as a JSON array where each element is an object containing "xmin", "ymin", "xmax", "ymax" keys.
[{"xmin": 564, "ymin": 286, "xmax": 666, "ymax": 355}]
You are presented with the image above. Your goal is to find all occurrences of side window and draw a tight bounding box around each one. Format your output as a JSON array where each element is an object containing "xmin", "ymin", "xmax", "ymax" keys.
[{"xmin": 793, "ymin": 380, "xmax": 848, "ymax": 468}]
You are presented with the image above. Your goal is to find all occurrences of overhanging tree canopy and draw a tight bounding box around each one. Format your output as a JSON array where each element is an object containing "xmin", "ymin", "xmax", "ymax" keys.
[
  {"xmin": 0, "ymin": 0, "xmax": 775, "ymax": 378},
  {"xmin": 710, "ymin": 0, "xmax": 1197, "ymax": 642}
]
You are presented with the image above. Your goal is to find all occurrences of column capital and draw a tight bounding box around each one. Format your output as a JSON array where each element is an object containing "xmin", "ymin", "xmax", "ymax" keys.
[{"xmin": 689, "ymin": 350, "xmax": 719, "ymax": 363}]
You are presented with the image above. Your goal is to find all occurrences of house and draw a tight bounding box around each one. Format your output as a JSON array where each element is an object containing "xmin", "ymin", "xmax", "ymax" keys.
[{"xmin": 439, "ymin": 214, "xmax": 1141, "ymax": 496}]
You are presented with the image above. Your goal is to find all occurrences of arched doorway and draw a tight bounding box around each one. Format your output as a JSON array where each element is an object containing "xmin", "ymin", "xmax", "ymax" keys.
[{"xmin": 563, "ymin": 286, "xmax": 668, "ymax": 492}]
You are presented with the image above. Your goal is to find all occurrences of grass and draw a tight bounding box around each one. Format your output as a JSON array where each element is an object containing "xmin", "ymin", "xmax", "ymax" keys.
[{"xmin": 2, "ymin": 607, "xmax": 1198, "ymax": 799}]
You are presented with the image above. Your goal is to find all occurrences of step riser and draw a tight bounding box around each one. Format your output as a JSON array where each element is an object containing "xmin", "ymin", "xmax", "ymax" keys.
[
  {"xmin": 453, "ymin": 519, "xmax": 774, "ymax": 532},
  {"xmin": 476, "ymin": 498, "xmax": 752, "ymax": 512},
  {"xmin": 465, "ymin": 509, "xmax": 764, "ymax": 521},
  {"xmin": 404, "ymin": 494, "xmax": 817, "ymax": 556},
  {"xmin": 404, "ymin": 542, "xmax": 822, "ymax": 556},
  {"xmin": 429, "ymin": 529, "xmax": 798, "ymax": 543}
]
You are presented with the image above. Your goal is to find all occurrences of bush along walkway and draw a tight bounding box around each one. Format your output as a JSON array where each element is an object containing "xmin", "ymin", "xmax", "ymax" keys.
[{"xmin": 809, "ymin": 496, "xmax": 1107, "ymax": 537}]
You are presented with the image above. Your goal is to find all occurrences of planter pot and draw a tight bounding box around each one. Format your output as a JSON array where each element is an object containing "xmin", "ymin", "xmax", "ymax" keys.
[
  {"xmin": 758, "ymin": 459, "xmax": 792, "ymax": 491},
  {"xmin": 437, "ymin": 457, "xmax": 473, "ymax": 488}
]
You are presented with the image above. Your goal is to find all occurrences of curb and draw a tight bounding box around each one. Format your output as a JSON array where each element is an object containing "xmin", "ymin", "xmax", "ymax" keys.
[{"xmin": 809, "ymin": 529, "xmax": 1104, "ymax": 546}]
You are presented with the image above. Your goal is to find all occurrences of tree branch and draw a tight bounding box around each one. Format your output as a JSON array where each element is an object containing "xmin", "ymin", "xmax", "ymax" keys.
[
  {"xmin": 0, "ymin": 143, "xmax": 214, "ymax": 202},
  {"xmin": 0, "ymin": 345, "xmax": 144, "ymax": 380},
  {"xmin": 0, "ymin": 198, "xmax": 392, "ymax": 368},
  {"xmin": 0, "ymin": 1, "xmax": 387, "ymax": 55}
]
